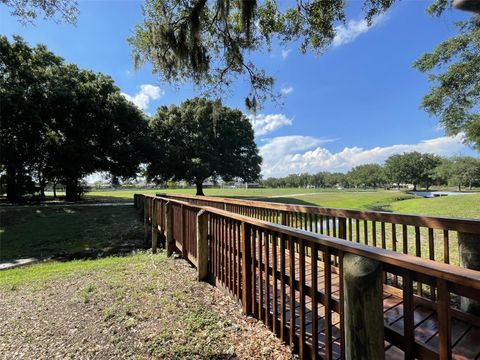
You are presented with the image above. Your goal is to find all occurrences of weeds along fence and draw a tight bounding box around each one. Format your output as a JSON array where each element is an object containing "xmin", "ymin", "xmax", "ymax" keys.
[{"xmin": 134, "ymin": 193, "xmax": 480, "ymax": 359}]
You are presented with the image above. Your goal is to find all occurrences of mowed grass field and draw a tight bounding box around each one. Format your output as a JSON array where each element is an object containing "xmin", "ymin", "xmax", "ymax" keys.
[{"xmin": 84, "ymin": 188, "xmax": 480, "ymax": 219}]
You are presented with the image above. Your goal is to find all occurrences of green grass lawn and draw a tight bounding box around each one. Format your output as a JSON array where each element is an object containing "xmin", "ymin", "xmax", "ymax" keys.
[
  {"xmin": 390, "ymin": 193, "xmax": 480, "ymax": 218},
  {"xmin": 85, "ymin": 187, "xmax": 480, "ymax": 219},
  {"xmin": 0, "ymin": 205, "xmax": 144, "ymax": 260}
]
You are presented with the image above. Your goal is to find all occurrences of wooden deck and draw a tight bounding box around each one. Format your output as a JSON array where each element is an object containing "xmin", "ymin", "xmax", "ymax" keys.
[
  {"xmin": 137, "ymin": 194, "xmax": 480, "ymax": 359},
  {"xmin": 250, "ymin": 247, "xmax": 480, "ymax": 359}
]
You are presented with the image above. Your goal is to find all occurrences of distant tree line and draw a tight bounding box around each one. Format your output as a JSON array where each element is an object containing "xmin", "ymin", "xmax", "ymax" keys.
[
  {"xmin": 262, "ymin": 152, "xmax": 480, "ymax": 192},
  {"xmin": 1, "ymin": 36, "xmax": 261, "ymax": 202}
]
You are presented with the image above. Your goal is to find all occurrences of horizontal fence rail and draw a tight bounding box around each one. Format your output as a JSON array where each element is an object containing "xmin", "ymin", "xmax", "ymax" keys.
[{"xmin": 134, "ymin": 194, "xmax": 480, "ymax": 359}]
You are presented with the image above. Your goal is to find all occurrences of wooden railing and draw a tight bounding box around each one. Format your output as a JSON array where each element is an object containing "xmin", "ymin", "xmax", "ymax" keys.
[
  {"xmin": 161, "ymin": 193, "xmax": 480, "ymax": 265},
  {"xmin": 134, "ymin": 193, "xmax": 480, "ymax": 359}
]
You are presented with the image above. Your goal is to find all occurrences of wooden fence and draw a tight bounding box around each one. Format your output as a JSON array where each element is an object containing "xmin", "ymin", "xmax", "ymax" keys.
[
  {"xmin": 161, "ymin": 193, "xmax": 480, "ymax": 267},
  {"xmin": 134, "ymin": 194, "xmax": 480, "ymax": 359}
]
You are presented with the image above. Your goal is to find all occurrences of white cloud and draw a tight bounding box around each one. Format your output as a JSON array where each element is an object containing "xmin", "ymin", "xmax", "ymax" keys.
[
  {"xmin": 121, "ymin": 84, "xmax": 164, "ymax": 111},
  {"xmin": 281, "ymin": 48, "xmax": 291, "ymax": 59},
  {"xmin": 280, "ymin": 86, "xmax": 294, "ymax": 96},
  {"xmin": 260, "ymin": 134, "xmax": 468, "ymax": 178},
  {"xmin": 249, "ymin": 114, "xmax": 293, "ymax": 136},
  {"xmin": 332, "ymin": 14, "xmax": 385, "ymax": 47}
]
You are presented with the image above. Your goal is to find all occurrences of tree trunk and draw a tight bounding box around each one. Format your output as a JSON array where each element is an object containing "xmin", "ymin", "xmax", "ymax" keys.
[
  {"xmin": 195, "ymin": 180, "xmax": 205, "ymax": 196},
  {"xmin": 458, "ymin": 184, "xmax": 461, "ymax": 192},
  {"xmin": 39, "ymin": 176, "xmax": 46, "ymax": 200},
  {"xmin": 6, "ymin": 166, "xmax": 21, "ymax": 203},
  {"xmin": 53, "ymin": 181, "xmax": 57, "ymax": 199},
  {"xmin": 65, "ymin": 178, "xmax": 81, "ymax": 201},
  {"xmin": 412, "ymin": 183, "xmax": 417, "ymax": 191}
]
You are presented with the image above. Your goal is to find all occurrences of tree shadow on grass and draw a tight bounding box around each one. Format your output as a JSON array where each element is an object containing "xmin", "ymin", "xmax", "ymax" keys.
[
  {"xmin": 218, "ymin": 195, "xmax": 320, "ymax": 207},
  {"xmin": 0, "ymin": 205, "xmax": 147, "ymax": 262}
]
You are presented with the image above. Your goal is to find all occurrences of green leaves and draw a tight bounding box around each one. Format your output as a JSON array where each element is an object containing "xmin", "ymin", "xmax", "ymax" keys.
[
  {"xmin": 147, "ymin": 97, "xmax": 262, "ymax": 194},
  {"xmin": 129, "ymin": 0, "xmax": 395, "ymax": 107},
  {"xmin": 414, "ymin": 17, "xmax": 480, "ymax": 150},
  {"xmin": 1, "ymin": 0, "xmax": 78, "ymax": 24},
  {"xmin": 384, "ymin": 152, "xmax": 441, "ymax": 190},
  {"xmin": 0, "ymin": 36, "xmax": 150, "ymax": 201}
]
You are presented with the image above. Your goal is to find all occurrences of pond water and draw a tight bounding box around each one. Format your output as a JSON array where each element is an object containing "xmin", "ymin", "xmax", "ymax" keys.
[{"xmin": 409, "ymin": 191, "xmax": 474, "ymax": 198}]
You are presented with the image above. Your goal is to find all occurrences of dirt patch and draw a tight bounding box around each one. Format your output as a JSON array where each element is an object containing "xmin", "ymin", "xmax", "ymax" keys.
[{"xmin": 0, "ymin": 253, "xmax": 294, "ymax": 359}]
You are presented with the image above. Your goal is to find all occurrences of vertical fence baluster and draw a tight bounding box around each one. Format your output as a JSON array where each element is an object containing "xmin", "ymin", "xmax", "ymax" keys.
[
  {"xmin": 429, "ymin": 228, "xmax": 435, "ymax": 261},
  {"xmin": 324, "ymin": 247, "xmax": 332, "ymax": 360},
  {"xmin": 348, "ymin": 218, "xmax": 352, "ymax": 241},
  {"xmin": 415, "ymin": 226, "xmax": 422, "ymax": 295},
  {"xmin": 237, "ymin": 222, "xmax": 241, "ymax": 298},
  {"xmin": 437, "ymin": 279, "xmax": 452, "ymax": 360},
  {"xmin": 241, "ymin": 222, "xmax": 252, "ymax": 315},
  {"xmin": 429, "ymin": 228, "xmax": 437, "ymax": 301},
  {"xmin": 403, "ymin": 271, "xmax": 415, "ymax": 359},
  {"xmin": 265, "ymin": 230, "xmax": 271, "ymax": 328},
  {"xmin": 364, "ymin": 220, "xmax": 368, "ymax": 245},
  {"xmin": 338, "ymin": 251, "xmax": 345, "ymax": 359},
  {"xmin": 355, "ymin": 219, "xmax": 360, "ymax": 243},
  {"xmin": 288, "ymin": 235, "xmax": 296, "ymax": 348},
  {"xmin": 280, "ymin": 233, "xmax": 286, "ymax": 342},
  {"xmin": 443, "ymin": 230, "xmax": 450, "ymax": 264},
  {"xmin": 272, "ymin": 232, "xmax": 278, "ymax": 335},
  {"xmin": 259, "ymin": 229, "xmax": 264, "ymax": 321},
  {"xmin": 299, "ymin": 239, "xmax": 306, "ymax": 358},
  {"xmin": 311, "ymin": 243, "xmax": 319, "ymax": 359},
  {"xmin": 229, "ymin": 219, "xmax": 233, "ymax": 293},
  {"xmin": 252, "ymin": 227, "xmax": 258, "ymax": 317},
  {"xmin": 392, "ymin": 223, "xmax": 398, "ymax": 286},
  {"xmin": 402, "ymin": 224, "xmax": 408, "ymax": 254}
]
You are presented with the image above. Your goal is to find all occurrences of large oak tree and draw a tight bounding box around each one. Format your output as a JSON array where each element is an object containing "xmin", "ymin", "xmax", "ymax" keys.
[
  {"xmin": 384, "ymin": 152, "xmax": 441, "ymax": 191},
  {"xmin": 148, "ymin": 98, "xmax": 261, "ymax": 195},
  {"xmin": 0, "ymin": 36, "xmax": 151, "ymax": 201}
]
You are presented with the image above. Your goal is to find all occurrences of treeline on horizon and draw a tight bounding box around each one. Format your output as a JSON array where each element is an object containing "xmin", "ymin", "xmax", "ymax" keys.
[{"xmin": 262, "ymin": 153, "xmax": 480, "ymax": 192}]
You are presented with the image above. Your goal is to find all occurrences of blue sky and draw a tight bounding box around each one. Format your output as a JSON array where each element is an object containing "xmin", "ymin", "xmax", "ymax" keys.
[{"xmin": 1, "ymin": 0, "xmax": 477, "ymax": 178}]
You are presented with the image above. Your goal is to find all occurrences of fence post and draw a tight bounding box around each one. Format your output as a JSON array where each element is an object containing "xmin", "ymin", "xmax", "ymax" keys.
[
  {"xmin": 458, "ymin": 232, "xmax": 480, "ymax": 315},
  {"xmin": 343, "ymin": 253, "xmax": 384, "ymax": 360},
  {"xmin": 241, "ymin": 221, "xmax": 253, "ymax": 315},
  {"xmin": 197, "ymin": 210, "xmax": 209, "ymax": 281},
  {"xmin": 137, "ymin": 195, "xmax": 145, "ymax": 218},
  {"xmin": 165, "ymin": 201, "xmax": 174, "ymax": 257},
  {"xmin": 280, "ymin": 211, "xmax": 288, "ymax": 226},
  {"xmin": 151, "ymin": 199, "xmax": 158, "ymax": 254},
  {"xmin": 144, "ymin": 197, "xmax": 151, "ymax": 246},
  {"xmin": 338, "ymin": 218, "xmax": 347, "ymax": 239}
]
